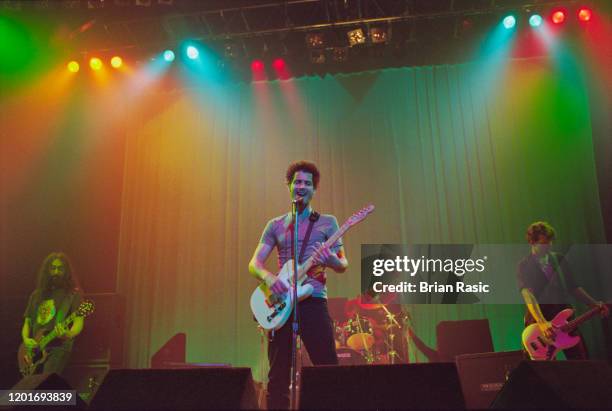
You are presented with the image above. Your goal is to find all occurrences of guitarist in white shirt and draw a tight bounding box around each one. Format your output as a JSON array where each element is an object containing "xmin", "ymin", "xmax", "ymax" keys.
[
  {"xmin": 20, "ymin": 252, "xmax": 84, "ymax": 375},
  {"xmin": 518, "ymin": 221, "xmax": 608, "ymax": 359},
  {"xmin": 249, "ymin": 161, "xmax": 348, "ymax": 409}
]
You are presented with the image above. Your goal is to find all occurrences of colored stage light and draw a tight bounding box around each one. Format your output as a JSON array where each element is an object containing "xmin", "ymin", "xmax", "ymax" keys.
[
  {"xmin": 110, "ymin": 56, "xmax": 123, "ymax": 68},
  {"xmin": 163, "ymin": 50, "xmax": 175, "ymax": 62},
  {"xmin": 251, "ymin": 60, "xmax": 264, "ymax": 71},
  {"xmin": 577, "ymin": 8, "xmax": 592, "ymax": 22},
  {"xmin": 369, "ymin": 27, "xmax": 388, "ymax": 44},
  {"xmin": 67, "ymin": 61, "xmax": 80, "ymax": 73},
  {"xmin": 502, "ymin": 15, "xmax": 516, "ymax": 29},
  {"xmin": 551, "ymin": 10, "xmax": 566, "ymax": 24},
  {"xmin": 89, "ymin": 57, "xmax": 102, "ymax": 70},
  {"xmin": 347, "ymin": 28, "xmax": 366, "ymax": 46},
  {"xmin": 272, "ymin": 58, "xmax": 285, "ymax": 70},
  {"xmin": 305, "ymin": 33, "xmax": 324, "ymax": 49},
  {"xmin": 529, "ymin": 14, "xmax": 543, "ymax": 27},
  {"xmin": 186, "ymin": 46, "xmax": 199, "ymax": 59}
]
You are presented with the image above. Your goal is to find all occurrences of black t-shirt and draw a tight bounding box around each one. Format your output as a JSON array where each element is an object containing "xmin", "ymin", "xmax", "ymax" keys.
[
  {"xmin": 517, "ymin": 252, "xmax": 579, "ymax": 324},
  {"xmin": 24, "ymin": 288, "xmax": 83, "ymax": 349}
]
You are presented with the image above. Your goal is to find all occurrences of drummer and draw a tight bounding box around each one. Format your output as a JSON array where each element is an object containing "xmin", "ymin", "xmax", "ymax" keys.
[{"xmin": 343, "ymin": 293, "xmax": 404, "ymax": 360}]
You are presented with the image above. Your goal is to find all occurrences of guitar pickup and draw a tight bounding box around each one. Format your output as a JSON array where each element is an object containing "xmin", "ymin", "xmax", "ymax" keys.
[{"xmin": 266, "ymin": 302, "xmax": 287, "ymax": 322}]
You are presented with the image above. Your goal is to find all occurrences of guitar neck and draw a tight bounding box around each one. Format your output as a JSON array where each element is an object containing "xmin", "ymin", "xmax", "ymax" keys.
[
  {"xmin": 298, "ymin": 221, "xmax": 350, "ymax": 280},
  {"xmin": 39, "ymin": 313, "xmax": 76, "ymax": 349},
  {"xmin": 561, "ymin": 306, "xmax": 601, "ymax": 333}
]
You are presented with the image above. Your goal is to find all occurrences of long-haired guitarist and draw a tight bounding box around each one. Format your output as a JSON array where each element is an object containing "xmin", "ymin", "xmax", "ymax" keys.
[
  {"xmin": 517, "ymin": 222, "xmax": 609, "ymax": 359},
  {"xmin": 21, "ymin": 252, "xmax": 85, "ymax": 375},
  {"xmin": 248, "ymin": 161, "xmax": 348, "ymax": 410}
]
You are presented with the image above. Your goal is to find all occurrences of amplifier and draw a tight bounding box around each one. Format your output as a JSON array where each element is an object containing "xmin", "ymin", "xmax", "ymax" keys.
[{"xmin": 455, "ymin": 350, "xmax": 525, "ymax": 409}]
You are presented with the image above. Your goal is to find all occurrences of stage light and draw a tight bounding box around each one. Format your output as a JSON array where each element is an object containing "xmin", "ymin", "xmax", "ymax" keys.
[
  {"xmin": 369, "ymin": 27, "xmax": 388, "ymax": 44},
  {"xmin": 272, "ymin": 58, "xmax": 285, "ymax": 70},
  {"xmin": 163, "ymin": 50, "xmax": 175, "ymax": 62},
  {"xmin": 89, "ymin": 57, "xmax": 102, "ymax": 70},
  {"xmin": 577, "ymin": 8, "xmax": 592, "ymax": 22},
  {"xmin": 67, "ymin": 61, "xmax": 80, "ymax": 73},
  {"xmin": 529, "ymin": 14, "xmax": 543, "ymax": 28},
  {"xmin": 186, "ymin": 45, "xmax": 199, "ymax": 59},
  {"xmin": 251, "ymin": 60, "xmax": 264, "ymax": 71},
  {"xmin": 551, "ymin": 10, "xmax": 566, "ymax": 24},
  {"xmin": 502, "ymin": 15, "xmax": 516, "ymax": 29},
  {"xmin": 331, "ymin": 47, "xmax": 348, "ymax": 62},
  {"xmin": 110, "ymin": 56, "xmax": 123, "ymax": 68},
  {"xmin": 347, "ymin": 28, "xmax": 366, "ymax": 46},
  {"xmin": 305, "ymin": 33, "xmax": 325, "ymax": 49}
]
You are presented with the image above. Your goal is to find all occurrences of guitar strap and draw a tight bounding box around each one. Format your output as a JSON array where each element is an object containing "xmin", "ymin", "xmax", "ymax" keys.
[
  {"xmin": 292, "ymin": 211, "xmax": 320, "ymax": 264},
  {"xmin": 550, "ymin": 253, "xmax": 569, "ymax": 297},
  {"xmin": 56, "ymin": 291, "xmax": 75, "ymax": 325}
]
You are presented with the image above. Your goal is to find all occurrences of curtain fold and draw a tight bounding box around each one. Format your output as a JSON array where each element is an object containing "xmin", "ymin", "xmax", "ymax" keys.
[{"xmin": 116, "ymin": 59, "xmax": 605, "ymax": 374}]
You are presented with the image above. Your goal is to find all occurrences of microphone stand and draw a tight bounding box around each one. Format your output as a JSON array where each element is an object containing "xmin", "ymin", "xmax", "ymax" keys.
[{"xmin": 289, "ymin": 199, "xmax": 300, "ymax": 410}]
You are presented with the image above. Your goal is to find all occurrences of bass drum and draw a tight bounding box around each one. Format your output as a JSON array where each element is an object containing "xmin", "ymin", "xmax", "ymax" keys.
[{"xmin": 335, "ymin": 347, "xmax": 367, "ymax": 366}]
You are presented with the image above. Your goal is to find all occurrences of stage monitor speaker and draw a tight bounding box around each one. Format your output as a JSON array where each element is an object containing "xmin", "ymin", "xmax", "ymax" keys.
[
  {"xmin": 62, "ymin": 362, "xmax": 111, "ymax": 400},
  {"xmin": 88, "ymin": 367, "xmax": 257, "ymax": 410},
  {"xmin": 151, "ymin": 333, "xmax": 186, "ymax": 368},
  {"xmin": 7, "ymin": 373, "xmax": 87, "ymax": 410},
  {"xmin": 491, "ymin": 360, "xmax": 612, "ymax": 409},
  {"xmin": 455, "ymin": 350, "xmax": 525, "ymax": 409},
  {"xmin": 299, "ymin": 363, "xmax": 465, "ymax": 410},
  {"xmin": 436, "ymin": 319, "xmax": 494, "ymax": 362}
]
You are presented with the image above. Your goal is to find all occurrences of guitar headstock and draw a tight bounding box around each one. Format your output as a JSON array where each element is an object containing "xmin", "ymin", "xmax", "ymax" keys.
[
  {"xmin": 76, "ymin": 300, "xmax": 95, "ymax": 318},
  {"xmin": 347, "ymin": 204, "xmax": 375, "ymax": 227}
]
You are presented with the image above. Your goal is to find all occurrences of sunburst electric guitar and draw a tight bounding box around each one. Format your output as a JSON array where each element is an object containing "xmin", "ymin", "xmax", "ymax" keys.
[
  {"xmin": 522, "ymin": 305, "xmax": 603, "ymax": 360},
  {"xmin": 251, "ymin": 205, "xmax": 375, "ymax": 330},
  {"xmin": 18, "ymin": 300, "xmax": 94, "ymax": 376}
]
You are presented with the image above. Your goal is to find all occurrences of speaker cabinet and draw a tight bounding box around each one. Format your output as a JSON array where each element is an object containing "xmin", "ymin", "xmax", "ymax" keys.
[
  {"xmin": 70, "ymin": 293, "xmax": 125, "ymax": 366},
  {"xmin": 88, "ymin": 367, "xmax": 257, "ymax": 410},
  {"xmin": 299, "ymin": 363, "xmax": 465, "ymax": 410},
  {"xmin": 436, "ymin": 319, "xmax": 494, "ymax": 362},
  {"xmin": 456, "ymin": 350, "xmax": 525, "ymax": 409},
  {"xmin": 491, "ymin": 360, "xmax": 612, "ymax": 409}
]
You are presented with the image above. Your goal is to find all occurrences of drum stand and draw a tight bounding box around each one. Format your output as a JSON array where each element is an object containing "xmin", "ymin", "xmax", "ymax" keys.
[
  {"xmin": 381, "ymin": 305, "xmax": 403, "ymax": 364},
  {"xmin": 354, "ymin": 313, "xmax": 375, "ymax": 364}
]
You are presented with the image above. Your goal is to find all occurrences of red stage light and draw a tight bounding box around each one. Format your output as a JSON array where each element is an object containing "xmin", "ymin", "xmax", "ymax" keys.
[
  {"xmin": 577, "ymin": 8, "xmax": 592, "ymax": 22},
  {"xmin": 551, "ymin": 10, "xmax": 566, "ymax": 24},
  {"xmin": 251, "ymin": 60, "xmax": 264, "ymax": 71},
  {"xmin": 272, "ymin": 58, "xmax": 285, "ymax": 70}
]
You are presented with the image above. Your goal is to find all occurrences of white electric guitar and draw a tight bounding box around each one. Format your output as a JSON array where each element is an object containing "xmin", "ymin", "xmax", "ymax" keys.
[
  {"xmin": 522, "ymin": 305, "xmax": 604, "ymax": 360},
  {"xmin": 250, "ymin": 205, "xmax": 375, "ymax": 330}
]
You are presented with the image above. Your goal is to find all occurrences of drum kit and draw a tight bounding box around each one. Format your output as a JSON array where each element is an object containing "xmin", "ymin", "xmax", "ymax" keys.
[{"xmin": 333, "ymin": 295, "xmax": 408, "ymax": 365}]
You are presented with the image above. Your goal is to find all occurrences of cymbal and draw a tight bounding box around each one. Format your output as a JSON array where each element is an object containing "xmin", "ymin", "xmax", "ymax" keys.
[
  {"xmin": 359, "ymin": 292, "xmax": 396, "ymax": 309},
  {"xmin": 358, "ymin": 302, "xmax": 385, "ymax": 310}
]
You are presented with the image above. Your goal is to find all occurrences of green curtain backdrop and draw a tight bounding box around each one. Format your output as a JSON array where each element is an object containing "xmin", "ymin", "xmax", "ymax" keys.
[{"xmin": 115, "ymin": 58, "xmax": 606, "ymax": 377}]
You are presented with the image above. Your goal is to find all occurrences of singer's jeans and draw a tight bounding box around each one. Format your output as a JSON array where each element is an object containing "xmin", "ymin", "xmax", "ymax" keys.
[{"xmin": 267, "ymin": 297, "xmax": 338, "ymax": 409}]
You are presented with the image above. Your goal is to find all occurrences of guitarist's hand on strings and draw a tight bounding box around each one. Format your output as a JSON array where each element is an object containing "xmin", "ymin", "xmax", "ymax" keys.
[
  {"xmin": 54, "ymin": 323, "xmax": 69, "ymax": 339},
  {"xmin": 537, "ymin": 321, "xmax": 556, "ymax": 343},
  {"xmin": 266, "ymin": 274, "xmax": 289, "ymax": 296}
]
